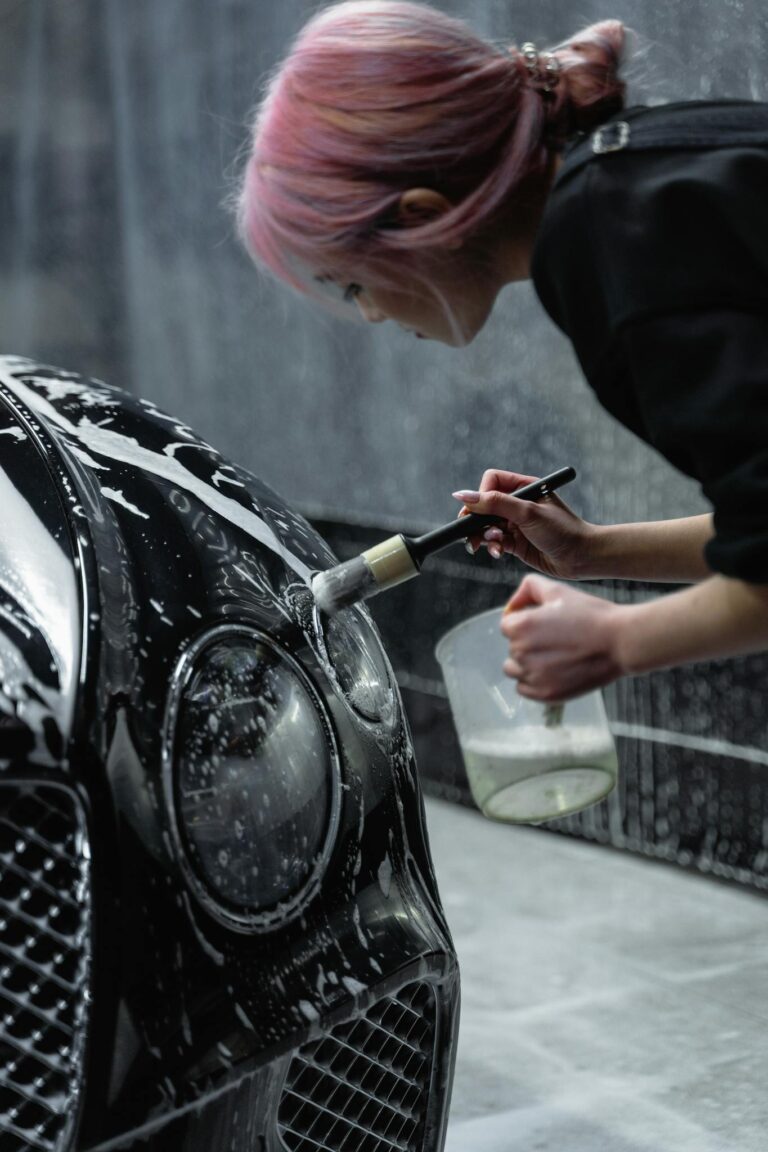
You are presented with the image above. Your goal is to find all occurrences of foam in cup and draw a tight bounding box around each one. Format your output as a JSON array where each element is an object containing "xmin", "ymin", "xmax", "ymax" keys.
[{"xmin": 460, "ymin": 723, "xmax": 618, "ymax": 824}]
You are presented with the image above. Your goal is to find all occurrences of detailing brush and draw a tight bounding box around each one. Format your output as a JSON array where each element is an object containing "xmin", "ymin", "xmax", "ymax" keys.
[{"xmin": 311, "ymin": 466, "xmax": 576, "ymax": 616}]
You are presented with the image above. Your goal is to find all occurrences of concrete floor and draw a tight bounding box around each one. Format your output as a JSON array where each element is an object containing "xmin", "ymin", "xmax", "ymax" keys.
[{"xmin": 424, "ymin": 796, "xmax": 768, "ymax": 1152}]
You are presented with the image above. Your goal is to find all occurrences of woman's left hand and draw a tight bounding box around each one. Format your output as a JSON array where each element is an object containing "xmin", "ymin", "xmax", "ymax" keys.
[{"xmin": 500, "ymin": 574, "xmax": 627, "ymax": 702}]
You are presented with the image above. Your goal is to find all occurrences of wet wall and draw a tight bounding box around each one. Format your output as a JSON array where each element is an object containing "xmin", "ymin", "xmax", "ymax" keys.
[{"xmin": 2, "ymin": 0, "xmax": 768, "ymax": 884}]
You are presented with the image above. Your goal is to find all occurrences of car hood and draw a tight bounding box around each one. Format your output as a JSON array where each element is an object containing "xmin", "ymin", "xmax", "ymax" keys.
[
  {"xmin": 0, "ymin": 359, "xmax": 82, "ymax": 765},
  {"xmin": 0, "ymin": 354, "xmax": 339, "ymax": 770}
]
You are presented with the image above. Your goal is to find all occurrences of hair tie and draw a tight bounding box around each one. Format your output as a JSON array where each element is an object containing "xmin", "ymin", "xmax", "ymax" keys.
[{"xmin": 519, "ymin": 42, "xmax": 561, "ymax": 94}]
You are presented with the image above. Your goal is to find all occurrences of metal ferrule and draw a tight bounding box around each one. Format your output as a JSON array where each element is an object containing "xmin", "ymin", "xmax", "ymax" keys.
[{"xmin": 362, "ymin": 535, "xmax": 419, "ymax": 590}]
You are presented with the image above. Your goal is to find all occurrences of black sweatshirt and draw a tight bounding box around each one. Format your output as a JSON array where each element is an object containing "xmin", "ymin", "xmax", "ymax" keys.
[{"xmin": 530, "ymin": 100, "xmax": 768, "ymax": 583}]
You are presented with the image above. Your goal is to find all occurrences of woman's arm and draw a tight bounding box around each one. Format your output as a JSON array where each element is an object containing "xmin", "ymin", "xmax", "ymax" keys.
[
  {"xmin": 616, "ymin": 574, "xmax": 768, "ymax": 673},
  {"xmin": 454, "ymin": 472, "xmax": 713, "ymax": 583},
  {"xmin": 586, "ymin": 514, "xmax": 713, "ymax": 582},
  {"xmin": 500, "ymin": 573, "xmax": 768, "ymax": 702}
]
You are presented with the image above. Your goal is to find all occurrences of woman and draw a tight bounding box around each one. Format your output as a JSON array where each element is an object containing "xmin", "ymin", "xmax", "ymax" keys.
[{"xmin": 237, "ymin": 0, "xmax": 768, "ymax": 703}]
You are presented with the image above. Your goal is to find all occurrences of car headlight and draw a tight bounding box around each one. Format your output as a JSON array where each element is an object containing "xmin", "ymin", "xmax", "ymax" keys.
[
  {"xmin": 163, "ymin": 625, "xmax": 341, "ymax": 930},
  {"xmin": 316, "ymin": 604, "xmax": 396, "ymax": 724}
]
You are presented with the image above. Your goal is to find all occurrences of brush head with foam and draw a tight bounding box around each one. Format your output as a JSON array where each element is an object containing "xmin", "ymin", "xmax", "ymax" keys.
[
  {"xmin": 311, "ymin": 534, "xmax": 420, "ymax": 616},
  {"xmin": 311, "ymin": 555, "xmax": 378, "ymax": 616}
]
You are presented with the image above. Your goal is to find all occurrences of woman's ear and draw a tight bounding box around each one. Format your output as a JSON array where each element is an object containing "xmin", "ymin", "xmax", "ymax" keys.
[
  {"xmin": 397, "ymin": 188, "xmax": 461, "ymax": 248},
  {"xmin": 398, "ymin": 187, "xmax": 451, "ymax": 224}
]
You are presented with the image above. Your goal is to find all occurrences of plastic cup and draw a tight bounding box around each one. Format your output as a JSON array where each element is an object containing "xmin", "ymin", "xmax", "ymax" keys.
[{"xmin": 435, "ymin": 605, "xmax": 618, "ymax": 824}]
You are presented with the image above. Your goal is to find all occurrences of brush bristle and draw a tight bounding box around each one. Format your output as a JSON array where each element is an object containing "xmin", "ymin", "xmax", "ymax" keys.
[{"xmin": 311, "ymin": 556, "xmax": 377, "ymax": 615}]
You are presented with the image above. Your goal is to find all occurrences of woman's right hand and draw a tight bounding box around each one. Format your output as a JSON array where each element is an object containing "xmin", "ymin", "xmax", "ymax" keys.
[{"xmin": 452, "ymin": 468, "xmax": 600, "ymax": 580}]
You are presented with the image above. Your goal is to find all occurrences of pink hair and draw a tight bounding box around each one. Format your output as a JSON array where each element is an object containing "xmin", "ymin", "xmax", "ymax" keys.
[{"xmin": 237, "ymin": 1, "xmax": 625, "ymax": 301}]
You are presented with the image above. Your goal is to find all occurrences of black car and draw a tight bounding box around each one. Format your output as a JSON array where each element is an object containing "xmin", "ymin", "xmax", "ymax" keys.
[{"xmin": 0, "ymin": 354, "xmax": 459, "ymax": 1152}]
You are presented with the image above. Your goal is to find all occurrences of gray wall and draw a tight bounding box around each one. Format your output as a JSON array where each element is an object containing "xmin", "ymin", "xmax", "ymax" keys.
[{"xmin": 3, "ymin": 0, "xmax": 767, "ymax": 533}]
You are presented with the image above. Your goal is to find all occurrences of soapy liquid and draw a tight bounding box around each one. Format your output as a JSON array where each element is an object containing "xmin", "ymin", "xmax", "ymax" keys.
[{"xmin": 461, "ymin": 724, "xmax": 618, "ymax": 824}]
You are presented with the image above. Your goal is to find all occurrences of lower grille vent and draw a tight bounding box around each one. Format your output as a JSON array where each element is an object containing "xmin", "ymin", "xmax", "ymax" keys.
[
  {"xmin": 278, "ymin": 980, "xmax": 436, "ymax": 1152},
  {"xmin": 0, "ymin": 784, "xmax": 91, "ymax": 1152}
]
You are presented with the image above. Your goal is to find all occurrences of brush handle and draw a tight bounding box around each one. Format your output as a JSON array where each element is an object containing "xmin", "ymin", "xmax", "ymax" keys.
[{"xmin": 407, "ymin": 466, "xmax": 576, "ymax": 565}]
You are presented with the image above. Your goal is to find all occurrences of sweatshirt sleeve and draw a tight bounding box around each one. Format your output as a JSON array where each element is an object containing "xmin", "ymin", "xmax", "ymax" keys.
[{"xmin": 617, "ymin": 308, "xmax": 768, "ymax": 583}]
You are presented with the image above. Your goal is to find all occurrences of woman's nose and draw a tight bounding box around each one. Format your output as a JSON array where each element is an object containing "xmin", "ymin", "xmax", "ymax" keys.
[{"xmin": 355, "ymin": 295, "xmax": 387, "ymax": 324}]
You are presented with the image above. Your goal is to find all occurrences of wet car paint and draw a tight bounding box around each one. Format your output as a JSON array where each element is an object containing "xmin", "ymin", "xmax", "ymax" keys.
[{"xmin": 0, "ymin": 356, "xmax": 458, "ymax": 1151}]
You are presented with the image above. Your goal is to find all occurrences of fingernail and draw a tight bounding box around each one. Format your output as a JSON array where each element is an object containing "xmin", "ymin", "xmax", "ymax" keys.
[
  {"xmin": 465, "ymin": 540, "xmax": 476, "ymax": 555},
  {"xmin": 489, "ymin": 544, "xmax": 502, "ymax": 560},
  {"xmin": 484, "ymin": 528, "xmax": 502, "ymax": 542},
  {"xmin": 452, "ymin": 490, "xmax": 481, "ymax": 503}
]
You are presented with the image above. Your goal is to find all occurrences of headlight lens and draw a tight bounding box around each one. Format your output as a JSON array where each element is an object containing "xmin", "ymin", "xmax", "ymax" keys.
[
  {"xmin": 319, "ymin": 605, "xmax": 395, "ymax": 724},
  {"xmin": 165, "ymin": 627, "xmax": 340, "ymax": 927}
]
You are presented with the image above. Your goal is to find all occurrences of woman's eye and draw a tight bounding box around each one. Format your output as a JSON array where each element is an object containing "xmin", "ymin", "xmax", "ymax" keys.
[{"xmin": 343, "ymin": 283, "xmax": 363, "ymax": 303}]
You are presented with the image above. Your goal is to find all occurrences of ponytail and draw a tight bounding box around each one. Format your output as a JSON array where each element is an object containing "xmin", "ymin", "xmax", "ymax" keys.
[{"xmin": 535, "ymin": 20, "xmax": 627, "ymax": 144}]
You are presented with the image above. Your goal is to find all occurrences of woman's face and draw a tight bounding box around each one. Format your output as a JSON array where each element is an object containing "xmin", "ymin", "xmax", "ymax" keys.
[
  {"xmin": 348, "ymin": 256, "xmax": 502, "ymax": 348},
  {"xmin": 328, "ymin": 182, "xmax": 546, "ymax": 345}
]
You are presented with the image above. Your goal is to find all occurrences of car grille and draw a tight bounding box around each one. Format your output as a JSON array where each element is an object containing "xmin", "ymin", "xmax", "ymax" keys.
[
  {"xmin": 277, "ymin": 980, "xmax": 437, "ymax": 1152},
  {"xmin": 0, "ymin": 784, "xmax": 91, "ymax": 1152}
]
